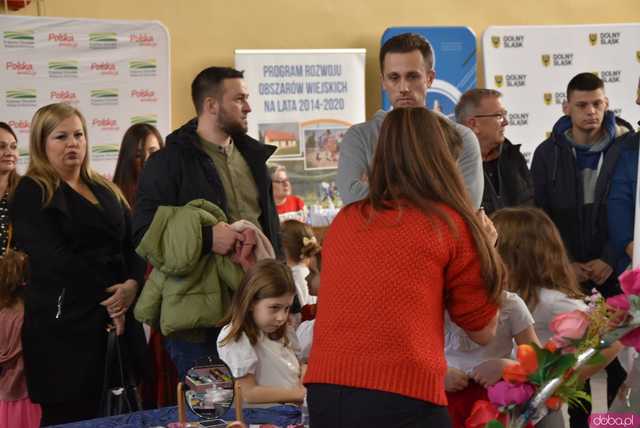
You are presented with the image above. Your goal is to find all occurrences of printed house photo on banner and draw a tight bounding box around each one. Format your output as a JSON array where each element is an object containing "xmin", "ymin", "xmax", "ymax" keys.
[
  {"xmin": 258, "ymin": 122, "xmax": 302, "ymax": 158},
  {"xmin": 302, "ymin": 122, "xmax": 348, "ymax": 170}
]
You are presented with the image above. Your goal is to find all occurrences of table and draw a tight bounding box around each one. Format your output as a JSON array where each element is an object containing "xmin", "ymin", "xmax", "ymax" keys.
[{"xmin": 49, "ymin": 405, "xmax": 301, "ymax": 428}]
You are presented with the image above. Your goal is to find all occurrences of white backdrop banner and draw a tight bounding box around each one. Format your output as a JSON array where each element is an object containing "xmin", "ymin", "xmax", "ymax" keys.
[
  {"xmin": 483, "ymin": 24, "xmax": 640, "ymax": 163},
  {"xmin": 0, "ymin": 15, "xmax": 171, "ymax": 177},
  {"xmin": 235, "ymin": 49, "xmax": 366, "ymax": 206}
]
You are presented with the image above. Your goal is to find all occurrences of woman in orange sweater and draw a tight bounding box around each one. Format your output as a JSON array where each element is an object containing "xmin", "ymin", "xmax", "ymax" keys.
[{"xmin": 303, "ymin": 107, "xmax": 504, "ymax": 428}]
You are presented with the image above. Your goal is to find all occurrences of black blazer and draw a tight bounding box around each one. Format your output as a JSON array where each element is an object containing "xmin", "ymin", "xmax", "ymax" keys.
[{"xmin": 10, "ymin": 176, "xmax": 146, "ymax": 404}]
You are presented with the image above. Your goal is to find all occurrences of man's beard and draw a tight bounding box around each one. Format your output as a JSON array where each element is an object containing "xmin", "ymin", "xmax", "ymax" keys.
[{"xmin": 218, "ymin": 107, "xmax": 247, "ymax": 136}]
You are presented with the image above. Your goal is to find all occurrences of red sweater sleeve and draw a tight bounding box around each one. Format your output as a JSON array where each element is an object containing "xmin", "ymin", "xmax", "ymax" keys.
[{"xmin": 444, "ymin": 216, "xmax": 498, "ymax": 332}]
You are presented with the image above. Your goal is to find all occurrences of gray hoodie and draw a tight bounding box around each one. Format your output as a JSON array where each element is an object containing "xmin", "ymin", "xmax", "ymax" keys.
[{"xmin": 336, "ymin": 109, "xmax": 484, "ymax": 207}]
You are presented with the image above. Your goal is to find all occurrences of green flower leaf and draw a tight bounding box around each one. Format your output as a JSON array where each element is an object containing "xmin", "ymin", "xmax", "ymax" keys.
[
  {"xmin": 549, "ymin": 354, "xmax": 577, "ymax": 378},
  {"xmin": 585, "ymin": 351, "xmax": 606, "ymax": 366}
]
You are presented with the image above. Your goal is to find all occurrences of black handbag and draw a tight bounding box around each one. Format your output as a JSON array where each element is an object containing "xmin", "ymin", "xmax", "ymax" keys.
[{"xmin": 99, "ymin": 327, "xmax": 143, "ymax": 417}]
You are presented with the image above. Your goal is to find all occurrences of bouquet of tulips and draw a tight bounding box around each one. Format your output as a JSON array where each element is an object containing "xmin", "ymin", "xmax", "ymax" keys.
[{"xmin": 466, "ymin": 269, "xmax": 640, "ymax": 428}]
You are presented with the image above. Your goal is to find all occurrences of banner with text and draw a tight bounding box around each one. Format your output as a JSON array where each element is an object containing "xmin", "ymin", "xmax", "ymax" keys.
[
  {"xmin": 0, "ymin": 15, "xmax": 171, "ymax": 177},
  {"xmin": 235, "ymin": 49, "xmax": 366, "ymax": 207},
  {"xmin": 483, "ymin": 24, "xmax": 640, "ymax": 163}
]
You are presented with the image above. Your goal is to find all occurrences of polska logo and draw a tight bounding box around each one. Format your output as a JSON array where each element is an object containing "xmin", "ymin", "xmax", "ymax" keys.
[
  {"xmin": 48, "ymin": 32, "xmax": 77, "ymax": 48},
  {"xmin": 591, "ymin": 71, "xmax": 600, "ymax": 78},
  {"xmin": 131, "ymin": 115, "xmax": 158, "ymax": 126},
  {"xmin": 130, "ymin": 89, "xmax": 157, "ymax": 102},
  {"xmin": 494, "ymin": 75, "xmax": 504, "ymax": 88},
  {"xmin": 90, "ymin": 62, "xmax": 118, "ymax": 76},
  {"xmin": 6, "ymin": 89, "xmax": 37, "ymax": 108},
  {"xmin": 6, "ymin": 61, "xmax": 36, "ymax": 76},
  {"xmin": 50, "ymin": 90, "xmax": 79, "ymax": 105},
  {"xmin": 129, "ymin": 59, "xmax": 157, "ymax": 77},
  {"xmin": 8, "ymin": 119, "xmax": 30, "ymax": 134},
  {"xmin": 541, "ymin": 54, "xmax": 550, "ymax": 67},
  {"xmin": 491, "ymin": 36, "xmax": 500, "ymax": 48},
  {"xmin": 91, "ymin": 118, "xmax": 119, "ymax": 131},
  {"xmin": 90, "ymin": 89, "xmax": 119, "ymax": 106},
  {"xmin": 89, "ymin": 32, "xmax": 117, "ymax": 49},
  {"xmin": 636, "ymin": 51, "xmax": 640, "ymax": 63},
  {"xmin": 589, "ymin": 33, "xmax": 598, "ymax": 46},
  {"xmin": 130, "ymin": 33, "xmax": 156, "ymax": 47},
  {"xmin": 3, "ymin": 30, "xmax": 34, "ymax": 48},
  {"xmin": 544, "ymin": 93, "xmax": 552, "ymax": 105},
  {"xmin": 48, "ymin": 60, "xmax": 79, "ymax": 78}
]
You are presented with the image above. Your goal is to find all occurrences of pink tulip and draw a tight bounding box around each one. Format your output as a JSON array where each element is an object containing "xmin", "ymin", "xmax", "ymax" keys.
[
  {"xmin": 606, "ymin": 294, "xmax": 631, "ymax": 312},
  {"xmin": 549, "ymin": 310, "xmax": 590, "ymax": 347},
  {"xmin": 488, "ymin": 381, "xmax": 535, "ymax": 407},
  {"xmin": 621, "ymin": 327, "xmax": 640, "ymax": 352},
  {"xmin": 619, "ymin": 268, "xmax": 640, "ymax": 296}
]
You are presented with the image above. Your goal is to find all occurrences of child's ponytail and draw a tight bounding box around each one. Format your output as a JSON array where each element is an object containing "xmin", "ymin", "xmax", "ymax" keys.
[{"xmin": 281, "ymin": 220, "xmax": 321, "ymax": 262}]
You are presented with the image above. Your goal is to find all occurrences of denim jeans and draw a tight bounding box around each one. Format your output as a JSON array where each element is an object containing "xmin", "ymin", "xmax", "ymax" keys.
[{"xmin": 163, "ymin": 328, "xmax": 220, "ymax": 380}]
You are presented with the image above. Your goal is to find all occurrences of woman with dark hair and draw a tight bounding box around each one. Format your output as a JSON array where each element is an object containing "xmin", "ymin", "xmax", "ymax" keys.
[
  {"xmin": 113, "ymin": 123, "xmax": 164, "ymax": 207},
  {"xmin": 304, "ymin": 107, "xmax": 504, "ymax": 427},
  {"xmin": 0, "ymin": 122, "xmax": 20, "ymax": 256}
]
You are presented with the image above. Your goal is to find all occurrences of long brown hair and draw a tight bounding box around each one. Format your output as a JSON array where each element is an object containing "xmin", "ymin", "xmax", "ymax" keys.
[
  {"xmin": 218, "ymin": 259, "xmax": 296, "ymax": 346},
  {"xmin": 491, "ymin": 207, "xmax": 582, "ymax": 310},
  {"xmin": 26, "ymin": 103, "xmax": 127, "ymax": 207},
  {"xmin": 0, "ymin": 224, "xmax": 28, "ymax": 309},
  {"xmin": 113, "ymin": 123, "xmax": 164, "ymax": 207},
  {"xmin": 0, "ymin": 121, "xmax": 21, "ymax": 197},
  {"xmin": 368, "ymin": 107, "xmax": 504, "ymax": 302}
]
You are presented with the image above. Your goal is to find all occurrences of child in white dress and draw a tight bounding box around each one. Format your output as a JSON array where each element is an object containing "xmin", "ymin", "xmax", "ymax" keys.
[
  {"xmin": 296, "ymin": 250, "xmax": 321, "ymax": 363},
  {"xmin": 492, "ymin": 207, "xmax": 624, "ymax": 426},
  {"xmin": 217, "ymin": 259, "xmax": 306, "ymax": 409},
  {"xmin": 280, "ymin": 220, "xmax": 320, "ymax": 308}
]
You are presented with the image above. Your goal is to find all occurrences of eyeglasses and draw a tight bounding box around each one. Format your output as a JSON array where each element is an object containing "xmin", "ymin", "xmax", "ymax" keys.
[
  {"xmin": 474, "ymin": 111, "xmax": 508, "ymax": 121},
  {"xmin": 273, "ymin": 178, "xmax": 290, "ymax": 184}
]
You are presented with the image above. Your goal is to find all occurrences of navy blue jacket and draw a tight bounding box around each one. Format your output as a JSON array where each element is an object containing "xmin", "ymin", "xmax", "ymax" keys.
[
  {"xmin": 608, "ymin": 130, "xmax": 639, "ymax": 274},
  {"xmin": 531, "ymin": 112, "xmax": 633, "ymax": 293}
]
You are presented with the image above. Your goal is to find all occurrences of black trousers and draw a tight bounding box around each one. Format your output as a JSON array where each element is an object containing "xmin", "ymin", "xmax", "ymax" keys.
[
  {"xmin": 307, "ymin": 383, "xmax": 452, "ymax": 428},
  {"xmin": 40, "ymin": 397, "xmax": 100, "ymax": 426}
]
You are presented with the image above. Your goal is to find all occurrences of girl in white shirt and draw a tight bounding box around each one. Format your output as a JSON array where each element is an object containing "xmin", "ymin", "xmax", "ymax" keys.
[
  {"xmin": 217, "ymin": 259, "xmax": 306, "ymax": 408},
  {"xmin": 445, "ymin": 290, "xmax": 540, "ymax": 428},
  {"xmin": 492, "ymin": 207, "xmax": 623, "ymax": 426},
  {"xmin": 280, "ymin": 220, "xmax": 321, "ymax": 308},
  {"xmin": 492, "ymin": 207, "xmax": 622, "ymax": 369},
  {"xmin": 296, "ymin": 250, "xmax": 322, "ymax": 363}
]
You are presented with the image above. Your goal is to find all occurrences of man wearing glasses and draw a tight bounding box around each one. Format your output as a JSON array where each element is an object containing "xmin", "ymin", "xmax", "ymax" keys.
[
  {"xmin": 531, "ymin": 72, "xmax": 633, "ymax": 428},
  {"xmin": 455, "ymin": 88, "xmax": 533, "ymax": 214},
  {"xmin": 336, "ymin": 33, "xmax": 483, "ymax": 207}
]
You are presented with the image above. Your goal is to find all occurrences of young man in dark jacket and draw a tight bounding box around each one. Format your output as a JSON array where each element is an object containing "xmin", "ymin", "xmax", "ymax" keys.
[
  {"xmin": 531, "ymin": 72, "xmax": 633, "ymax": 427},
  {"xmin": 132, "ymin": 67, "xmax": 281, "ymax": 377},
  {"xmin": 455, "ymin": 88, "xmax": 533, "ymax": 215}
]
